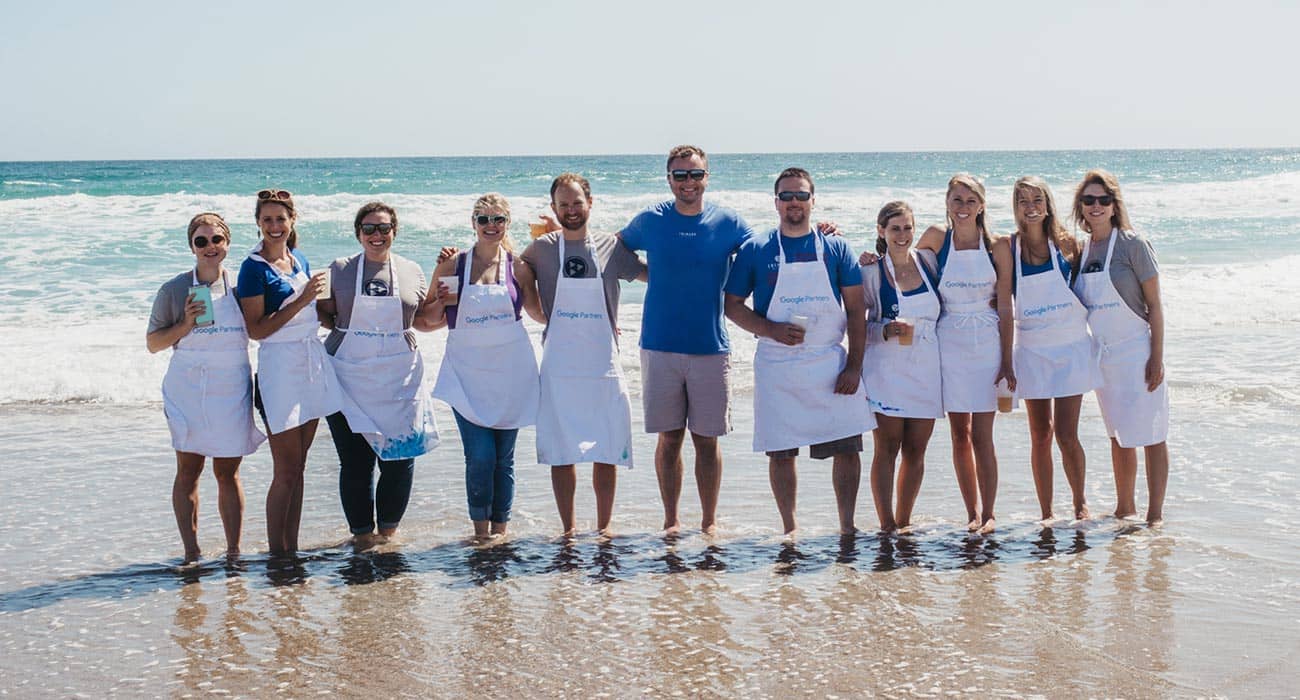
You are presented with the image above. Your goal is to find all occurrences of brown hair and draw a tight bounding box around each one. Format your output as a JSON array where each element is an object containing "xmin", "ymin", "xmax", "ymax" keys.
[
  {"xmin": 774, "ymin": 167, "xmax": 814, "ymax": 195},
  {"xmin": 550, "ymin": 172, "xmax": 592, "ymax": 200},
  {"xmin": 354, "ymin": 201, "xmax": 398, "ymax": 237},
  {"xmin": 875, "ymin": 201, "xmax": 915, "ymax": 255},
  {"xmin": 187, "ymin": 212, "xmax": 230, "ymax": 248},
  {"xmin": 1071, "ymin": 168, "xmax": 1133, "ymax": 234},
  {"xmin": 666, "ymin": 144, "xmax": 708, "ymax": 170},
  {"xmin": 254, "ymin": 190, "xmax": 298, "ymax": 250},
  {"xmin": 472, "ymin": 192, "xmax": 515, "ymax": 254},
  {"xmin": 945, "ymin": 173, "xmax": 994, "ymax": 251},
  {"xmin": 1013, "ymin": 176, "xmax": 1076, "ymax": 260}
]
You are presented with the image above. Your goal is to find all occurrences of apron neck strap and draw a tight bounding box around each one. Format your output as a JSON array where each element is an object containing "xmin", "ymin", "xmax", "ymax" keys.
[
  {"xmin": 774, "ymin": 229, "xmax": 820, "ymax": 265},
  {"xmin": 351, "ymin": 252, "xmax": 399, "ymax": 297}
]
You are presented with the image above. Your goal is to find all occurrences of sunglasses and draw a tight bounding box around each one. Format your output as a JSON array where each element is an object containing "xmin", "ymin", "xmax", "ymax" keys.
[
  {"xmin": 1080, "ymin": 194, "xmax": 1114, "ymax": 206},
  {"xmin": 192, "ymin": 234, "xmax": 227, "ymax": 249},
  {"xmin": 670, "ymin": 169, "xmax": 708, "ymax": 182},
  {"xmin": 776, "ymin": 191, "xmax": 812, "ymax": 202},
  {"xmin": 359, "ymin": 223, "xmax": 395, "ymax": 235},
  {"xmin": 474, "ymin": 214, "xmax": 508, "ymax": 226},
  {"xmin": 257, "ymin": 189, "xmax": 293, "ymax": 201}
]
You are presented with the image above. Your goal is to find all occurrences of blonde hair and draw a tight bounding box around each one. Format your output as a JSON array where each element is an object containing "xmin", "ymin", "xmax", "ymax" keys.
[
  {"xmin": 187, "ymin": 212, "xmax": 230, "ymax": 247},
  {"xmin": 1072, "ymin": 169, "xmax": 1133, "ymax": 234},
  {"xmin": 946, "ymin": 173, "xmax": 994, "ymax": 251},
  {"xmin": 1013, "ymin": 176, "xmax": 1076, "ymax": 260},
  {"xmin": 472, "ymin": 192, "xmax": 515, "ymax": 253}
]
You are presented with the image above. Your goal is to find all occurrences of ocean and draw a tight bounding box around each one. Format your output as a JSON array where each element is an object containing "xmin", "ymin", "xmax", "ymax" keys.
[{"xmin": 1, "ymin": 150, "xmax": 1297, "ymax": 696}]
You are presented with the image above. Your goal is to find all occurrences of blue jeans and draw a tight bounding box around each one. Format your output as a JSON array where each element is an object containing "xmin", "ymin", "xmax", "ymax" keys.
[
  {"xmin": 326, "ymin": 412, "xmax": 415, "ymax": 535},
  {"xmin": 453, "ymin": 409, "xmax": 518, "ymax": 523}
]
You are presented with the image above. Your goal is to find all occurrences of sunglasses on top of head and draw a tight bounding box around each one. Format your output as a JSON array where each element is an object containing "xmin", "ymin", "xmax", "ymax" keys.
[
  {"xmin": 475, "ymin": 214, "xmax": 508, "ymax": 226},
  {"xmin": 257, "ymin": 189, "xmax": 293, "ymax": 201},
  {"xmin": 1080, "ymin": 194, "xmax": 1114, "ymax": 206},
  {"xmin": 669, "ymin": 169, "xmax": 708, "ymax": 182},
  {"xmin": 359, "ymin": 223, "xmax": 395, "ymax": 235},
  {"xmin": 192, "ymin": 234, "xmax": 227, "ymax": 249},
  {"xmin": 776, "ymin": 191, "xmax": 812, "ymax": 202}
]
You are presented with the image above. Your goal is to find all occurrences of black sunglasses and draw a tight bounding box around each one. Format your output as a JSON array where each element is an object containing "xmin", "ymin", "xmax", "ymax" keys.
[
  {"xmin": 192, "ymin": 234, "xmax": 227, "ymax": 249},
  {"xmin": 1080, "ymin": 194, "xmax": 1114, "ymax": 206},
  {"xmin": 669, "ymin": 169, "xmax": 708, "ymax": 182},
  {"xmin": 359, "ymin": 223, "xmax": 395, "ymax": 235},
  {"xmin": 475, "ymin": 214, "xmax": 508, "ymax": 226},
  {"xmin": 776, "ymin": 191, "xmax": 812, "ymax": 202},
  {"xmin": 257, "ymin": 189, "xmax": 293, "ymax": 201}
]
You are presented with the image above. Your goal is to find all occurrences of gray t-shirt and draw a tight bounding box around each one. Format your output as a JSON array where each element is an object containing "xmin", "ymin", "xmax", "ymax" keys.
[
  {"xmin": 1079, "ymin": 229, "xmax": 1159, "ymax": 321},
  {"xmin": 324, "ymin": 253, "xmax": 427, "ymax": 355},
  {"xmin": 148, "ymin": 269, "xmax": 234, "ymax": 335},
  {"xmin": 520, "ymin": 231, "xmax": 646, "ymax": 340}
]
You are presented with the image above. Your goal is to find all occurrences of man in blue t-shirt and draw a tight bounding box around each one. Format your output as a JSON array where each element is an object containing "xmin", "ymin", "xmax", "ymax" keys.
[
  {"xmin": 618, "ymin": 145, "xmax": 753, "ymax": 534},
  {"xmin": 723, "ymin": 167, "xmax": 870, "ymax": 535}
]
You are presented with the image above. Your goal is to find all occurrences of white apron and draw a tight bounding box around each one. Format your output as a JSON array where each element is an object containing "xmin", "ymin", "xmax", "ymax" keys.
[
  {"xmin": 1011, "ymin": 236, "xmax": 1099, "ymax": 400},
  {"xmin": 162, "ymin": 269, "xmax": 265, "ymax": 457},
  {"xmin": 432, "ymin": 252, "xmax": 539, "ymax": 429},
  {"xmin": 1072, "ymin": 230, "xmax": 1169, "ymax": 447},
  {"xmin": 330, "ymin": 254, "xmax": 440, "ymax": 460},
  {"xmin": 862, "ymin": 250, "xmax": 945, "ymax": 420},
  {"xmin": 752, "ymin": 232, "xmax": 875, "ymax": 452},
  {"xmin": 535, "ymin": 237, "xmax": 634, "ymax": 466},
  {"xmin": 936, "ymin": 231, "xmax": 1001, "ymax": 413},
  {"xmin": 249, "ymin": 245, "xmax": 345, "ymax": 434}
]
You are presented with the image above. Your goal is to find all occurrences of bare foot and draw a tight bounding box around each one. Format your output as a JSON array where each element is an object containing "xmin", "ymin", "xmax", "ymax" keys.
[
  {"xmin": 558, "ymin": 528, "xmax": 577, "ymax": 539},
  {"xmin": 662, "ymin": 521, "xmax": 681, "ymax": 536},
  {"xmin": 182, "ymin": 550, "xmax": 201, "ymax": 565},
  {"xmin": 966, "ymin": 518, "xmax": 982, "ymax": 532},
  {"xmin": 1075, "ymin": 504, "xmax": 1091, "ymax": 520},
  {"xmin": 1113, "ymin": 510, "xmax": 1139, "ymax": 520},
  {"xmin": 839, "ymin": 526, "xmax": 858, "ymax": 536},
  {"xmin": 878, "ymin": 521, "xmax": 898, "ymax": 534},
  {"xmin": 701, "ymin": 519, "xmax": 717, "ymax": 536},
  {"xmin": 978, "ymin": 518, "xmax": 997, "ymax": 535},
  {"xmin": 1146, "ymin": 515, "xmax": 1164, "ymax": 528}
]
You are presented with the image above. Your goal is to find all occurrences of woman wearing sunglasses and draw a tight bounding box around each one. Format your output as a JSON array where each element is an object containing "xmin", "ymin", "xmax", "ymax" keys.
[
  {"xmin": 1070, "ymin": 170, "xmax": 1169, "ymax": 525},
  {"xmin": 860, "ymin": 201, "xmax": 944, "ymax": 532},
  {"xmin": 317, "ymin": 202, "xmax": 441, "ymax": 547},
  {"xmin": 424, "ymin": 193, "xmax": 540, "ymax": 542},
  {"xmin": 1010, "ymin": 176, "xmax": 1098, "ymax": 522},
  {"xmin": 148, "ymin": 213, "xmax": 265, "ymax": 563},
  {"xmin": 237, "ymin": 189, "xmax": 344, "ymax": 555}
]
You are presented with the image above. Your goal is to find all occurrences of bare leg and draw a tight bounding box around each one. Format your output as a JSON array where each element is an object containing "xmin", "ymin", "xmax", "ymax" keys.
[
  {"xmin": 971, "ymin": 411, "xmax": 998, "ymax": 532},
  {"xmin": 870, "ymin": 415, "xmax": 902, "ymax": 532},
  {"xmin": 895, "ymin": 418, "xmax": 935, "ymax": 529},
  {"xmin": 472, "ymin": 519, "xmax": 491, "ymax": 539},
  {"xmin": 832, "ymin": 452, "xmax": 861, "ymax": 535},
  {"xmin": 947, "ymin": 412, "xmax": 980, "ymax": 528},
  {"xmin": 173, "ymin": 451, "xmax": 205, "ymax": 563},
  {"xmin": 768, "ymin": 455, "xmax": 798, "ymax": 534},
  {"xmin": 1111, "ymin": 438, "xmax": 1139, "ymax": 518},
  {"xmin": 551, "ymin": 465, "xmax": 577, "ymax": 536},
  {"xmin": 593, "ymin": 463, "xmax": 617, "ymax": 535},
  {"xmin": 212, "ymin": 457, "xmax": 244, "ymax": 556},
  {"xmin": 1053, "ymin": 396, "xmax": 1088, "ymax": 519},
  {"xmin": 654, "ymin": 429, "xmax": 685, "ymax": 533},
  {"xmin": 1024, "ymin": 398, "xmax": 1056, "ymax": 520},
  {"xmin": 1144, "ymin": 442, "xmax": 1169, "ymax": 525},
  {"xmin": 691, "ymin": 432, "xmax": 722, "ymax": 534},
  {"xmin": 266, "ymin": 419, "xmax": 315, "ymax": 555}
]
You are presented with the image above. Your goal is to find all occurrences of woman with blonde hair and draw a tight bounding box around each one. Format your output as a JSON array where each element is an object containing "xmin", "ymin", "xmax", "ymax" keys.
[
  {"xmin": 425, "ymin": 193, "xmax": 540, "ymax": 541},
  {"xmin": 1010, "ymin": 177, "xmax": 1097, "ymax": 521},
  {"xmin": 1070, "ymin": 170, "xmax": 1169, "ymax": 525},
  {"xmin": 148, "ymin": 213, "xmax": 264, "ymax": 562}
]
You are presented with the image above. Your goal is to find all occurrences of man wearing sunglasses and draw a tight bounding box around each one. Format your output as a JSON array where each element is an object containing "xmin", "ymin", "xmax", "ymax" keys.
[
  {"xmin": 617, "ymin": 144, "xmax": 755, "ymax": 535},
  {"xmin": 722, "ymin": 168, "xmax": 873, "ymax": 534}
]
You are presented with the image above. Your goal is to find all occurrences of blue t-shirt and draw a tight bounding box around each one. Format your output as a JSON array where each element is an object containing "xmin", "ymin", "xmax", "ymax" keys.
[
  {"xmin": 724, "ymin": 230, "xmax": 862, "ymax": 317},
  {"xmin": 236, "ymin": 249, "xmax": 311, "ymax": 313},
  {"xmin": 621, "ymin": 200, "xmax": 754, "ymax": 354}
]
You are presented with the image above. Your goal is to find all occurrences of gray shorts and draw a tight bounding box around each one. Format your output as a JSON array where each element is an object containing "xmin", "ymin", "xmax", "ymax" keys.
[
  {"xmin": 640, "ymin": 349, "xmax": 731, "ymax": 437},
  {"xmin": 766, "ymin": 434, "xmax": 864, "ymax": 459}
]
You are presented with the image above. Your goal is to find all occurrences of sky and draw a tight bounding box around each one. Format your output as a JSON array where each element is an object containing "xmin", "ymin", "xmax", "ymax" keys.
[{"xmin": 1, "ymin": 0, "xmax": 1296, "ymax": 160}]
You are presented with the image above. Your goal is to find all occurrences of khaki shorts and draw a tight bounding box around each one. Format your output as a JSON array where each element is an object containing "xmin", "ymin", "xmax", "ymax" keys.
[
  {"xmin": 766, "ymin": 434, "xmax": 864, "ymax": 459},
  {"xmin": 640, "ymin": 349, "xmax": 731, "ymax": 437}
]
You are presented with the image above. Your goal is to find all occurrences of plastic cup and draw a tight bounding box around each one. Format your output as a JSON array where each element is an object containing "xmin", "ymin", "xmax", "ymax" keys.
[
  {"xmin": 996, "ymin": 378, "xmax": 1015, "ymax": 413},
  {"xmin": 789, "ymin": 313, "xmax": 811, "ymax": 330},
  {"xmin": 529, "ymin": 222, "xmax": 549, "ymax": 239},
  {"xmin": 439, "ymin": 275, "xmax": 460, "ymax": 305},
  {"xmin": 317, "ymin": 269, "xmax": 331, "ymax": 300},
  {"xmin": 895, "ymin": 317, "xmax": 913, "ymax": 346}
]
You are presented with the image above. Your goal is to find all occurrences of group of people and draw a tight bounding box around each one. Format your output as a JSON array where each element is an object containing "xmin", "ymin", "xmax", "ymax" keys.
[{"xmin": 147, "ymin": 145, "xmax": 1170, "ymax": 562}]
